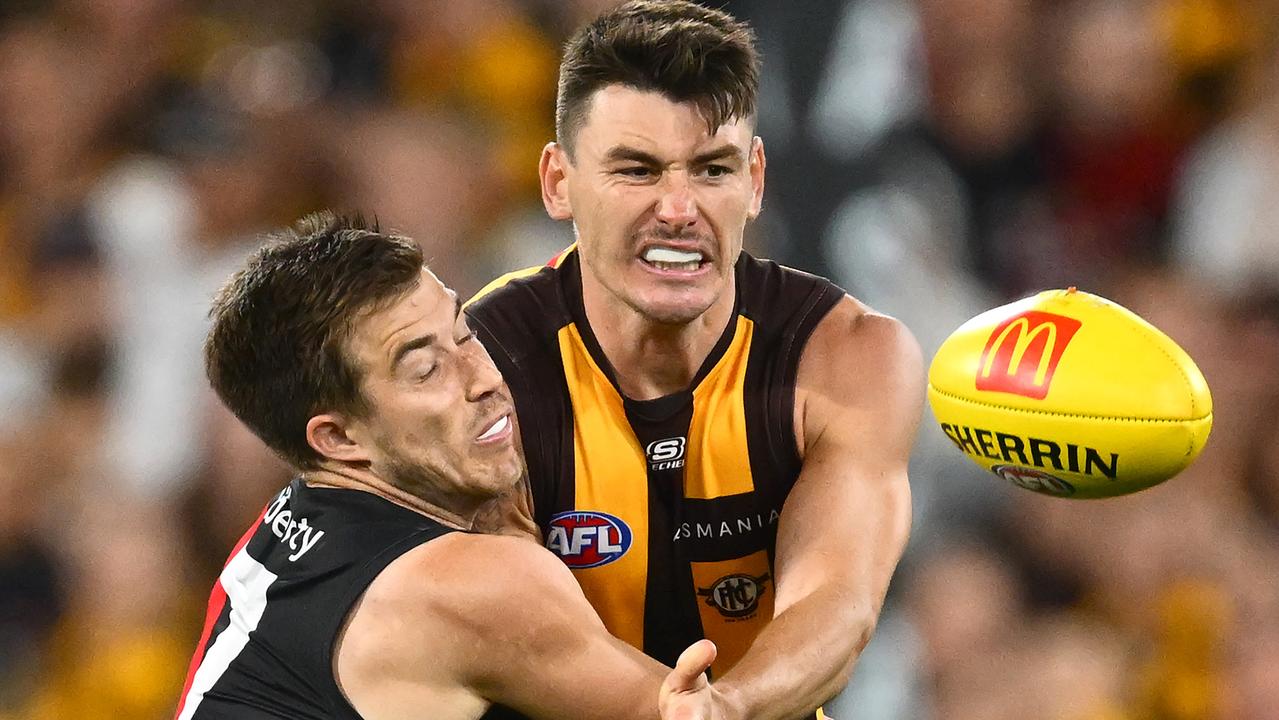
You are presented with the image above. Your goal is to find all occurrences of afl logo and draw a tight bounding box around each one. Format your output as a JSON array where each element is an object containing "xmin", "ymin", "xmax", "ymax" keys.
[
  {"xmin": 698, "ymin": 572, "xmax": 771, "ymax": 619},
  {"xmin": 545, "ymin": 511, "xmax": 633, "ymax": 569},
  {"xmin": 645, "ymin": 437, "xmax": 686, "ymax": 471},
  {"xmin": 992, "ymin": 464, "xmax": 1076, "ymax": 497}
]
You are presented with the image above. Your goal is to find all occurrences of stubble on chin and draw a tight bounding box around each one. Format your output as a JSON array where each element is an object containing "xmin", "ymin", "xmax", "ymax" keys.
[{"xmin": 382, "ymin": 453, "xmax": 475, "ymax": 510}]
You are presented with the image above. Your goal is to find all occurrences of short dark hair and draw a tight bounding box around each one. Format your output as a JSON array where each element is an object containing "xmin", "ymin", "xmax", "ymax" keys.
[
  {"xmin": 205, "ymin": 211, "xmax": 424, "ymax": 469},
  {"xmin": 555, "ymin": 0, "xmax": 760, "ymax": 158}
]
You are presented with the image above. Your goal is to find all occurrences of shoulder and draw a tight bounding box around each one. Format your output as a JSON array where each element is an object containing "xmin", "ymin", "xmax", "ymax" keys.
[
  {"xmin": 802, "ymin": 296, "xmax": 922, "ymax": 374},
  {"xmin": 465, "ymin": 263, "xmax": 560, "ymax": 322},
  {"xmin": 795, "ymin": 296, "xmax": 925, "ymax": 453},
  {"xmin": 468, "ymin": 264, "xmax": 553, "ymax": 308},
  {"xmin": 361, "ymin": 532, "xmax": 592, "ymax": 646},
  {"xmin": 465, "ymin": 246, "xmax": 576, "ymax": 321},
  {"xmin": 367, "ymin": 531, "xmax": 577, "ymax": 613},
  {"xmin": 465, "ymin": 256, "xmax": 576, "ymax": 360},
  {"xmin": 735, "ymin": 253, "xmax": 845, "ymax": 331},
  {"xmin": 337, "ymin": 532, "xmax": 583, "ymax": 705}
]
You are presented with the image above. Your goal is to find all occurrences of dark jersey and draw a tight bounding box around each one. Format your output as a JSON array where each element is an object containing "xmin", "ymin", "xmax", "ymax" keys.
[
  {"xmin": 175, "ymin": 478, "xmax": 526, "ymax": 720},
  {"xmin": 465, "ymin": 248, "xmax": 844, "ymax": 677}
]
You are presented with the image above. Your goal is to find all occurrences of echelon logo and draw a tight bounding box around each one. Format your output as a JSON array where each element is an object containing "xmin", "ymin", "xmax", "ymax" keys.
[
  {"xmin": 698, "ymin": 572, "xmax": 771, "ymax": 619},
  {"xmin": 976, "ymin": 310, "xmax": 1082, "ymax": 399},
  {"xmin": 645, "ymin": 437, "xmax": 686, "ymax": 471}
]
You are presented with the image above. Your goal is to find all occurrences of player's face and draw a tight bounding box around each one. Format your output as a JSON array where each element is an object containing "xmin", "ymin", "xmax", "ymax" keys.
[
  {"xmin": 553, "ymin": 85, "xmax": 765, "ymax": 325},
  {"xmin": 346, "ymin": 269, "xmax": 521, "ymax": 506}
]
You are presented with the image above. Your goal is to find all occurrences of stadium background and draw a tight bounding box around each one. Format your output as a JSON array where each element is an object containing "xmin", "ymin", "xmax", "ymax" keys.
[{"xmin": 0, "ymin": 0, "xmax": 1276, "ymax": 718}]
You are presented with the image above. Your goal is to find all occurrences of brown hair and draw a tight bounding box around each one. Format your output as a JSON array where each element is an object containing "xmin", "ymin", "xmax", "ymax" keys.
[
  {"xmin": 205, "ymin": 211, "xmax": 423, "ymax": 469},
  {"xmin": 555, "ymin": 0, "xmax": 760, "ymax": 158}
]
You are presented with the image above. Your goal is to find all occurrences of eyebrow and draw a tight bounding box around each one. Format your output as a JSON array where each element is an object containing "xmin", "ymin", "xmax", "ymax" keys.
[
  {"xmin": 691, "ymin": 145, "xmax": 745, "ymax": 165},
  {"xmin": 603, "ymin": 146, "xmax": 662, "ymax": 166},
  {"xmin": 602, "ymin": 144, "xmax": 745, "ymax": 166},
  {"xmin": 389, "ymin": 296, "xmax": 463, "ymax": 369},
  {"xmin": 390, "ymin": 332, "xmax": 437, "ymax": 370}
]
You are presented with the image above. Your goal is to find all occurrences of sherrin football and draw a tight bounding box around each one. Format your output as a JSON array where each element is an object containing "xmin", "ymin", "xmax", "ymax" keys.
[{"xmin": 927, "ymin": 288, "xmax": 1212, "ymax": 498}]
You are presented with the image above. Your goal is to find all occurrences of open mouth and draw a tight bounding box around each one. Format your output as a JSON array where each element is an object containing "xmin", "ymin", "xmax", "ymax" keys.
[
  {"xmin": 476, "ymin": 414, "xmax": 511, "ymax": 442},
  {"xmin": 640, "ymin": 246, "xmax": 707, "ymax": 273}
]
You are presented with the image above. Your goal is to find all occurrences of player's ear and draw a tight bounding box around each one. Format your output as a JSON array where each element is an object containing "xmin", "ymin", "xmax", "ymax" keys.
[
  {"xmin": 540, "ymin": 142, "xmax": 573, "ymax": 221},
  {"xmin": 306, "ymin": 413, "xmax": 372, "ymax": 464},
  {"xmin": 748, "ymin": 136, "xmax": 766, "ymax": 219}
]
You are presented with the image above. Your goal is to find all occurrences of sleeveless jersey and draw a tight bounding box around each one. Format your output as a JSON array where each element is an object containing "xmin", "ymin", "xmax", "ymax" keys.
[
  {"xmin": 175, "ymin": 478, "xmax": 526, "ymax": 720},
  {"xmin": 465, "ymin": 248, "xmax": 844, "ymax": 677}
]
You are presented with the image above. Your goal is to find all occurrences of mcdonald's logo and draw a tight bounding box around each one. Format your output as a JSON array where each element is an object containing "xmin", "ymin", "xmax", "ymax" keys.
[{"xmin": 976, "ymin": 311, "xmax": 1082, "ymax": 399}]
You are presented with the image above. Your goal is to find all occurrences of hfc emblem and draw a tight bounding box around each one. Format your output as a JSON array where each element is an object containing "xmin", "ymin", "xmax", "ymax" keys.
[{"xmin": 698, "ymin": 572, "xmax": 771, "ymax": 619}]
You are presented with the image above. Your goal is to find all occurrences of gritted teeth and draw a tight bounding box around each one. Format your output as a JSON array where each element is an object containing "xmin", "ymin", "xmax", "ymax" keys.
[
  {"xmin": 648, "ymin": 260, "xmax": 701, "ymax": 272},
  {"xmin": 478, "ymin": 414, "xmax": 509, "ymax": 440},
  {"xmin": 643, "ymin": 246, "xmax": 703, "ymax": 264}
]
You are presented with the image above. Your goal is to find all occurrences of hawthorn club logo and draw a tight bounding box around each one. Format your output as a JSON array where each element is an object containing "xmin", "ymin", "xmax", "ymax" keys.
[{"xmin": 697, "ymin": 572, "xmax": 771, "ymax": 619}]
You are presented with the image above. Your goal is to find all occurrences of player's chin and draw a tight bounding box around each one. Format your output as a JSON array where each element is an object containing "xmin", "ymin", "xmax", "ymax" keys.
[
  {"xmin": 470, "ymin": 451, "xmax": 524, "ymax": 493},
  {"xmin": 633, "ymin": 287, "xmax": 719, "ymax": 325}
]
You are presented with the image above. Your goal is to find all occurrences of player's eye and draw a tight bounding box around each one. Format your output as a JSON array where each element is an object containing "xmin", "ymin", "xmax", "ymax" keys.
[
  {"xmin": 704, "ymin": 164, "xmax": 733, "ymax": 178},
  {"xmin": 616, "ymin": 166, "xmax": 653, "ymax": 178}
]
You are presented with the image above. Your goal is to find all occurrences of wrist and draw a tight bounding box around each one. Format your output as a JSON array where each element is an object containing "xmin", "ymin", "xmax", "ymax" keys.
[{"xmin": 711, "ymin": 682, "xmax": 749, "ymax": 720}]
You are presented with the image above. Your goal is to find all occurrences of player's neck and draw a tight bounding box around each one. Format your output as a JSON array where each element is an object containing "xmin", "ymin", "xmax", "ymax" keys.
[
  {"xmin": 582, "ymin": 278, "xmax": 736, "ymax": 401},
  {"xmin": 304, "ymin": 467, "xmax": 480, "ymax": 531}
]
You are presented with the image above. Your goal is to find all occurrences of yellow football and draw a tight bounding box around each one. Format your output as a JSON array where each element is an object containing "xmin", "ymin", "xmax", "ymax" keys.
[{"xmin": 927, "ymin": 288, "xmax": 1212, "ymax": 498}]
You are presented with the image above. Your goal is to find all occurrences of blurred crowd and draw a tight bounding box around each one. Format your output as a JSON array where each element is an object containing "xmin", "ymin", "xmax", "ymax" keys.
[{"xmin": 0, "ymin": 1, "xmax": 1275, "ymax": 719}]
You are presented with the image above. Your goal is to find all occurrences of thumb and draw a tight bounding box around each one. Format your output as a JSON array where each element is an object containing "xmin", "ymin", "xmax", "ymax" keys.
[{"xmin": 667, "ymin": 639, "xmax": 717, "ymax": 693}]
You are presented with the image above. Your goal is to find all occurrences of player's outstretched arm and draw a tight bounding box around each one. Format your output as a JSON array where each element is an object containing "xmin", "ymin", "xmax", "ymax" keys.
[
  {"xmin": 337, "ymin": 531, "xmax": 718, "ymax": 720},
  {"xmin": 715, "ymin": 298, "xmax": 923, "ymax": 720}
]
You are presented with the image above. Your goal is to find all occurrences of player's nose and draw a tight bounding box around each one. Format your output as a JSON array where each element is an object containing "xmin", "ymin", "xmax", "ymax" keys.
[
  {"xmin": 655, "ymin": 174, "xmax": 698, "ymax": 229},
  {"xmin": 463, "ymin": 343, "xmax": 505, "ymax": 403}
]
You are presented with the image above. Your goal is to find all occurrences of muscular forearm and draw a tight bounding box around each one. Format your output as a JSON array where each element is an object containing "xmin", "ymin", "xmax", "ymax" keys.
[{"xmin": 714, "ymin": 586, "xmax": 877, "ymax": 720}]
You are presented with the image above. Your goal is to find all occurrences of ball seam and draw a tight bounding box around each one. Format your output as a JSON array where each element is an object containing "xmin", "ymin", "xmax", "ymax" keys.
[
  {"xmin": 1130, "ymin": 313, "xmax": 1197, "ymax": 419},
  {"xmin": 1125, "ymin": 314, "xmax": 1200, "ymax": 458},
  {"xmin": 927, "ymin": 385, "xmax": 1213, "ymax": 423}
]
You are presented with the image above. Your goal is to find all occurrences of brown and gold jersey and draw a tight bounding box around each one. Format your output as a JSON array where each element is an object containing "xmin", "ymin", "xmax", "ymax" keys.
[{"xmin": 465, "ymin": 248, "xmax": 844, "ymax": 677}]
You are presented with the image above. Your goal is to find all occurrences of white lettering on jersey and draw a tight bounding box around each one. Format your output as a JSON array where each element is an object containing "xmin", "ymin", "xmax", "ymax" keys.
[
  {"xmin": 177, "ymin": 549, "xmax": 278, "ymax": 720},
  {"xmin": 672, "ymin": 509, "xmax": 782, "ymax": 541},
  {"xmin": 546, "ymin": 525, "xmax": 569, "ymax": 554},
  {"xmin": 261, "ymin": 486, "xmax": 326, "ymax": 562},
  {"xmin": 594, "ymin": 527, "xmax": 622, "ymax": 553},
  {"xmin": 545, "ymin": 525, "xmax": 622, "ymax": 557}
]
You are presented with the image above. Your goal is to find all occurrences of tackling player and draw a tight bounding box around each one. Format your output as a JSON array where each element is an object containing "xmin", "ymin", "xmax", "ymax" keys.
[{"xmin": 177, "ymin": 212, "xmax": 715, "ymax": 720}]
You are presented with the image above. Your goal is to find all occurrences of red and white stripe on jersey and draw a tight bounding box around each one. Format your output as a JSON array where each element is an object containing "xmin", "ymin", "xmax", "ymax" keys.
[
  {"xmin": 175, "ymin": 507, "xmax": 276, "ymax": 720},
  {"xmin": 175, "ymin": 547, "xmax": 277, "ymax": 720}
]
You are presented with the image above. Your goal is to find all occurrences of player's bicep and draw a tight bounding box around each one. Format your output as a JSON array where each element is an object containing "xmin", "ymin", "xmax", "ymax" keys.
[
  {"xmin": 797, "ymin": 304, "xmax": 924, "ymax": 461},
  {"xmin": 774, "ymin": 305, "xmax": 923, "ymax": 612}
]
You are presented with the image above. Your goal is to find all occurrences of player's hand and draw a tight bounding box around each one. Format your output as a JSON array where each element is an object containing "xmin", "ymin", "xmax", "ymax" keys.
[{"xmin": 659, "ymin": 639, "xmax": 718, "ymax": 720}]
